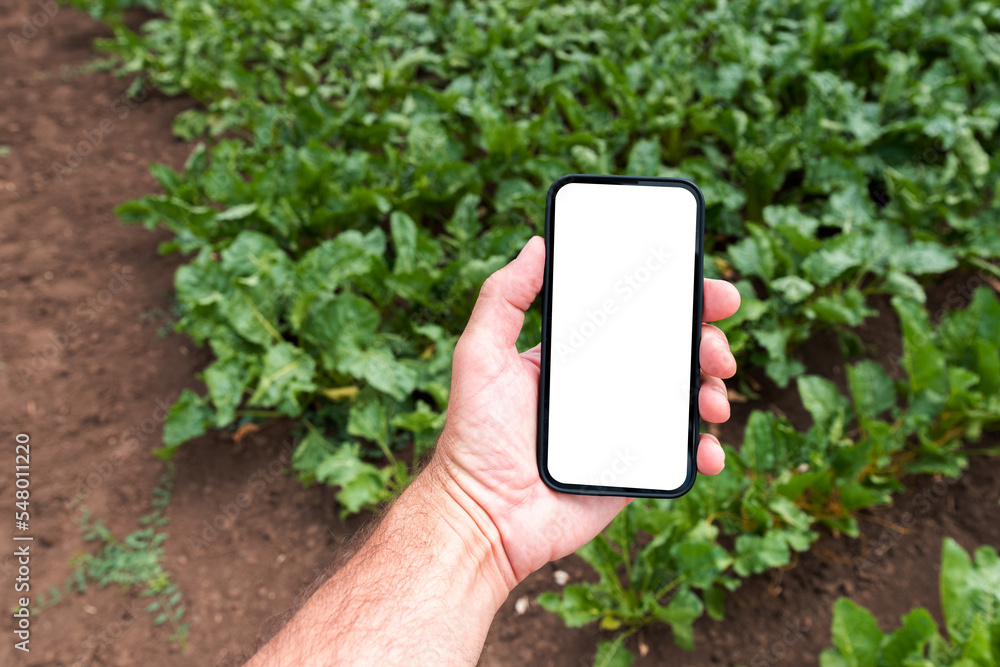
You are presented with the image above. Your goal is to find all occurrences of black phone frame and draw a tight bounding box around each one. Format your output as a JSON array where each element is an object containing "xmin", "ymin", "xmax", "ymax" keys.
[{"xmin": 536, "ymin": 174, "xmax": 706, "ymax": 499}]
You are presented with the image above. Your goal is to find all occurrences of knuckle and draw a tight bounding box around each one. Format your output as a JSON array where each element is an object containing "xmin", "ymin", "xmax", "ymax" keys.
[{"xmin": 480, "ymin": 273, "xmax": 503, "ymax": 298}]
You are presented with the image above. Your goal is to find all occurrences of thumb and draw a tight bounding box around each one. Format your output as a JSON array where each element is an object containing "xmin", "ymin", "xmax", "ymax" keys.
[{"xmin": 463, "ymin": 236, "xmax": 545, "ymax": 350}]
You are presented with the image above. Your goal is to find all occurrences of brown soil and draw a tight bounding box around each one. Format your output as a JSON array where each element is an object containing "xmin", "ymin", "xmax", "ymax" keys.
[{"xmin": 1, "ymin": 4, "xmax": 998, "ymax": 666}]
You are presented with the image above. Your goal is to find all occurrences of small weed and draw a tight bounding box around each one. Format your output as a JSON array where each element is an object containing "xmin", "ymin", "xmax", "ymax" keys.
[
  {"xmin": 139, "ymin": 301, "xmax": 183, "ymax": 338},
  {"xmin": 37, "ymin": 466, "xmax": 189, "ymax": 648}
]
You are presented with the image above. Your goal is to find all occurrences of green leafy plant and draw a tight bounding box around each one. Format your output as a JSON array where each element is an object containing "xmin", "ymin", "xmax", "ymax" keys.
[
  {"xmin": 72, "ymin": 0, "xmax": 161, "ymax": 22},
  {"xmin": 66, "ymin": 0, "xmax": 1000, "ymax": 511},
  {"xmin": 38, "ymin": 468, "xmax": 190, "ymax": 647},
  {"xmin": 65, "ymin": 0, "xmax": 1000, "ymax": 659},
  {"xmin": 540, "ymin": 290, "xmax": 1000, "ymax": 664},
  {"xmin": 821, "ymin": 538, "xmax": 1000, "ymax": 666}
]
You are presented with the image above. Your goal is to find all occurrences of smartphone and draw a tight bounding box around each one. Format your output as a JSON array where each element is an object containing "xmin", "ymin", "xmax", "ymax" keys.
[{"xmin": 536, "ymin": 175, "xmax": 705, "ymax": 498}]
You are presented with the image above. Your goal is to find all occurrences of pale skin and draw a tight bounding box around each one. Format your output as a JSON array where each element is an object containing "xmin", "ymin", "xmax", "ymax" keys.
[{"xmin": 248, "ymin": 236, "xmax": 740, "ymax": 666}]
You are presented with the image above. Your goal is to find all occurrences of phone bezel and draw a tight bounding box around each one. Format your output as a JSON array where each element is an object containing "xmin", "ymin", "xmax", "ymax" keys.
[{"xmin": 536, "ymin": 174, "xmax": 706, "ymax": 498}]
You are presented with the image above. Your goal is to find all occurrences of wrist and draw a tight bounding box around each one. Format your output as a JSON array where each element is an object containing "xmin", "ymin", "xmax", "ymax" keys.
[
  {"xmin": 417, "ymin": 457, "xmax": 517, "ymax": 603},
  {"xmin": 249, "ymin": 451, "xmax": 517, "ymax": 665}
]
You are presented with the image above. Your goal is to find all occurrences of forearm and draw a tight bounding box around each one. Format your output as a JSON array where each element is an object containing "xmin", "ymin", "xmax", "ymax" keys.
[{"xmin": 248, "ymin": 461, "xmax": 512, "ymax": 666}]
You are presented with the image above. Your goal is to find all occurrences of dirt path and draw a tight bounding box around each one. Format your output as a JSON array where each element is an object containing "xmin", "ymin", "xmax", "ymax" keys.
[
  {"xmin": 1, "ymin": 4, "xmax": 998, "ymax": 667},
  {"xmin": 0, "ymin": 3, "xmax": 357, "ymax": 665}
]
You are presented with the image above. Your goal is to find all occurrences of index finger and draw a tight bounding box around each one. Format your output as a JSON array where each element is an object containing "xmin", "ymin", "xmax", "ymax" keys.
[{"xmin": 703, "ymin": 278, "xmax": 741, "ymax": 322}]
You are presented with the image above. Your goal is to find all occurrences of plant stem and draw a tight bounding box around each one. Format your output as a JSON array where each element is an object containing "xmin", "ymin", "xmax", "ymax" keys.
[
  {"xmin": 967, "ymin": 256, "xmax": 1000, "ymax": 279},
  {"xmin": 653, "ymin": 574, "xmax": 684, "ymax": 602}
]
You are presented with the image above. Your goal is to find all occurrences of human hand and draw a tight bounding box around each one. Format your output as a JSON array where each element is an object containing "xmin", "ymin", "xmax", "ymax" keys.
[{"xmin": 428, "ymin": 236, "xmax": 741, "ymax": 591}]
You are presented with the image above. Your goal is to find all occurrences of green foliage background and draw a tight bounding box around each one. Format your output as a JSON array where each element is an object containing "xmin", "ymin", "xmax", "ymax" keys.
[
  {"xmin": 71, "ymin": 0, "xmax": 1000, "ymax": 663},
  {"xmin": 822, "ymin": 538, "xmax": 1000, "ymax": 666}
]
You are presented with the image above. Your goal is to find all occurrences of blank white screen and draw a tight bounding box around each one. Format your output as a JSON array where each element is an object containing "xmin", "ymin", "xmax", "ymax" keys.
[{"xmin": 546, "ymin": 182, "xmax": 698, "ymax": 492}]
